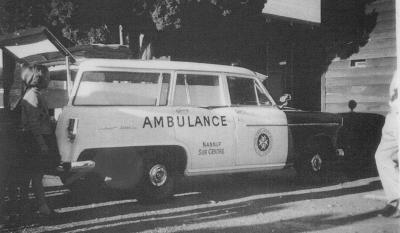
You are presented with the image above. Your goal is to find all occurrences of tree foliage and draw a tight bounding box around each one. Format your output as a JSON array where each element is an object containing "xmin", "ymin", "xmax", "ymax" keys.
[
  {"xmin": 320, "ymin": 0, "xmax": 377, "ymax": 60},
  {"xmin": 0, "ymin": 0, "xmax": 379, "ymax": 73},
  {"xmin": 0, "ymin": 0, "xmax": 267, "ymax": 61},
  {"xmin": 127, "ymin": 0, "xmax": 267, "ymax": 67},
  {"xmin": 0, "ymin": 0, "xmax": 112, "ymax": 44},
  {"xmin": 149, "ymin": 0, "xmax": 266, "ymax": 31},
  {"xmin": 0, "ymin": 0, "xmax": 73, "ymax": 37},
  {"xmin": 152, "ymin": 0, "xmax": 182, "ymax": 31}
]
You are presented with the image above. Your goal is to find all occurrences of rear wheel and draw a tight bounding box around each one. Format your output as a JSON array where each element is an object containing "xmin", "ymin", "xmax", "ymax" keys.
[
  {"xmin": 310, "ymin": 153, "xmax": 323, "ymax": 173},
  {"xmin": 138, "ymin": 159, "xmax": 175, "ymax": 202},
  {"xmin": 294, "ymin": 138, "xmax": 333, "ymax": 182},
  {"xmin": 295, "ymin": 152, "xmax": 325, "ymax": 179}
]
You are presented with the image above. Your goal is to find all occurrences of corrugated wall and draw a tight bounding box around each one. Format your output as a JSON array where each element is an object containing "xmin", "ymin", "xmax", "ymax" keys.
[{"xmin": 322, "ymin": 0, "xmax": 396, "ymax": 115}]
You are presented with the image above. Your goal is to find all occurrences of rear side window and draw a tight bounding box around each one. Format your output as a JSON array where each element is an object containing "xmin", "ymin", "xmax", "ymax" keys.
[
  {"xmin": 74, "ymin": 71, "xmax": 170, "ymax": 106},
  {"xmin": 173, "ymin": 74, "xmax": 224, "ymax": 107},
  {"xmin": 43, "ymin": 69, "xmax": 78, "ymax": 109}
]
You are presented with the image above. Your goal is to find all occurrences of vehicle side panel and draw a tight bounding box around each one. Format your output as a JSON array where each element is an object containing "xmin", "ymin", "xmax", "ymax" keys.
[
  {"xmin": 56, "ymin": 106, "xmax": 193, "ymax": 187},
  {"xmin": 284, "ymin": 110, "xmax": 342, "ymax": 164}
]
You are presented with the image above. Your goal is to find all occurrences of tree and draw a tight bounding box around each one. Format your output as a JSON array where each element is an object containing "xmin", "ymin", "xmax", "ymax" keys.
[
  {"xmin": 0, "ymin": 0, "xmax": 378, "ymax": 73},
  {"xmin": 0, "ymin": 0, "xmax": 113, "ymax": 45},
  {"xmin": 264, "ymin": 0, "xmax": 378, "ymax": 110},
  {"xmin": 320, "ymin": 0, "xmax": 377, "ymax": 62},
  {"xmin": 0, "ymin": 0, "xmax": 267, "ymax": 66},
  {"xmin": 0, "ymin": 0, "xmax": 74, "ymax": 43},
  {"xmin": 128, "ymin": 0, "xmax": 267, "ymax": 67}
]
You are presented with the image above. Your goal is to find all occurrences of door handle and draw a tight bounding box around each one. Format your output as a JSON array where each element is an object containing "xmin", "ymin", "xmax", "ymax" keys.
[
  {"xmin": 236, "ymin": 110, "xmax": 246, "ymax": 114},
  {"xmin": 176, "ymin": 108, "xmax": 189, "ymax": 114}
]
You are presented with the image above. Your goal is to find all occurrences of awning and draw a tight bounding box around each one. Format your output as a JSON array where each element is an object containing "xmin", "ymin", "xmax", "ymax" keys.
[
  {"xmin": 263, "ymin": 0, "xmax": 321, "ymax": 24},
  {"xmin": 0, "ymin": 26, "xmax": 75, "ymax": 64}
]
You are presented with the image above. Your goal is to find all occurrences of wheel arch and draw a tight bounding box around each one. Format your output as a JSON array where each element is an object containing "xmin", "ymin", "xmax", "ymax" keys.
[
  {"xmin": 306, "ymin": 133, "xmax": 336, "ymax": 158},
  {"xmin": 78, "ymin": 145, "xmax": 189, "ymax": 175}
]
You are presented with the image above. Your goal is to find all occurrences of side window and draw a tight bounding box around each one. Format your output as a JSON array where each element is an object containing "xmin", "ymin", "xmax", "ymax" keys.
[
  {"xmin": 74, "ymin": 71, "xmax": 170, "ymax": 106},
  {"xmin": 173, "ymin": 74, "xmax": 224, "ymax": 107},
  {"xmin": 45, "ymin": 69, "xmax": 78, "ymax": 109},
  {"xmin": 227, "ymin": 76, "xmax": 272, "ymax": 106},
  {"xmin": 227, "ymin": 76, "xmax": 257, "ymax": 105}
]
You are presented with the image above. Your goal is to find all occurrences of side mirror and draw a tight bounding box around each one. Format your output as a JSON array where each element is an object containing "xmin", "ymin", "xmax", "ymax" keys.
[{"xmin": 279, "ymin": 93, "xmax": 292, "ymax": 108}]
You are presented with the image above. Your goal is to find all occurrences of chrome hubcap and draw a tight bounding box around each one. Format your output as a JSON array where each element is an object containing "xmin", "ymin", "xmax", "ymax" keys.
[
  {"xmin": 149, "ymin": 164, "xmax": 167, "ymax": 187},
  {"xmin": 310, "ymin": 154, "xmax": 322, "ymax": 172}
]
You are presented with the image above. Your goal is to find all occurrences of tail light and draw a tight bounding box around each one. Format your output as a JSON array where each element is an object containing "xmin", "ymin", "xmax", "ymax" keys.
[{"xmin": 67, "ymin": 118, "xmax": 79, "ymax": 141}]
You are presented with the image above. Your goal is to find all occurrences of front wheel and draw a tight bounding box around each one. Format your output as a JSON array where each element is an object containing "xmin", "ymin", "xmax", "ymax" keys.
[
  {"xmin": 138, "ymin": 160, "xmax": 175, "ymax": 202},
  {"xmin": 294, "ymin": 151, "xmax": 327, "ymax": 181}
]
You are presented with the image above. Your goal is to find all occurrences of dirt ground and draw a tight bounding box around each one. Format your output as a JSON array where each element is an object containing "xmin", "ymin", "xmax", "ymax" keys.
[{"xmin": 3, "ymin": 169, "xmax": 400, "ymax": 233}]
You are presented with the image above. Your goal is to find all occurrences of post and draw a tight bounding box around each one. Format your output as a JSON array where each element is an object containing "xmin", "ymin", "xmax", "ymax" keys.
[
  {"xmin": 119, "ymin": 25, "xmax": 124, "ymax": 45},
  {"xmin": 66, "ymin": 56, "xmax": 72, "ymax": 96},
  {"xmin": 289, "ymin": 41, "xmax": 295, "ymax": 99},
  {"xmin": 321, "ymin": 73, "xmax": 326, "ymax": 112}
]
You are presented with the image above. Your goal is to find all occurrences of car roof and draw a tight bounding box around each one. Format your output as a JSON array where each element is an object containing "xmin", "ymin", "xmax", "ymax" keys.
[{"xmin": 79, "ymin": 59, "xmax": 256, "ymax": 76}]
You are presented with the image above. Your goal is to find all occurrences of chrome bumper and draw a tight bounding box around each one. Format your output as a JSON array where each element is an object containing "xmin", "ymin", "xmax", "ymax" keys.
[{"xmin": 57, "ymin": 160, "xmax": 95, "ymax": 173}]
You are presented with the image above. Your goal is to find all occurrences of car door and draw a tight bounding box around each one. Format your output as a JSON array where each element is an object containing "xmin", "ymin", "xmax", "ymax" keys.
[
  {"xmin": 226, "ymin": 75, "xmax": 288, "ymax": 167},
  {"xmin": 172, "ymin": 72, "xmax": 236, "ymax": 173}
]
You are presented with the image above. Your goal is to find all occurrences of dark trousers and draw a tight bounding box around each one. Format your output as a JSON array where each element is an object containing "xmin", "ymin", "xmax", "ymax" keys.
[{"xmin": 7, "ymin": 132, "xmax": 59, "ymax": 215}]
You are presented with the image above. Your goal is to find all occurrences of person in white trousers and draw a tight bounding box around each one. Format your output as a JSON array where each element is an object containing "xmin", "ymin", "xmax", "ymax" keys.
[{"xmin": 375, "ymin": 71, "xmax": 400, "ymax": 218}]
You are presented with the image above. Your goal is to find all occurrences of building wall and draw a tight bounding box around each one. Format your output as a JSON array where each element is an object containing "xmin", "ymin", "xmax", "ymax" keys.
[{"xmin": 322, "ymin": 0, "xmax": 396, "ymax": 115}]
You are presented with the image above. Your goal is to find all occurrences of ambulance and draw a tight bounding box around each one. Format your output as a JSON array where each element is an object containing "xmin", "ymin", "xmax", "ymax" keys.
[{"xmin": 0, "ymin": 27, "xmax": 344, "ymax": 201}]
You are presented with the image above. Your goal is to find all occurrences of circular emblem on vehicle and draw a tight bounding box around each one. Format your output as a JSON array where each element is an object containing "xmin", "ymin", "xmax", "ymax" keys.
[{"xmin": 254, "ymin": 128, "xmax": 272, "ymax": 156}]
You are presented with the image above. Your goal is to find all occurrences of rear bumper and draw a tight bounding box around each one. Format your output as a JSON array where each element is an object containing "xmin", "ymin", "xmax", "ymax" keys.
[
  {"xmin": 57, "ymin": 160, "xmax": 95, "ymax": 173},
  {"xmin": 56, "ymin": 160, "xmax": 95, "ymax": 186}
]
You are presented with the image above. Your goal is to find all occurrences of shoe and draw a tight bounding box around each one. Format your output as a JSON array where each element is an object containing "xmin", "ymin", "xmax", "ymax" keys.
[
  {"xmin": 37, "ymin": 209, "xmax": 59, "ymax": 220},
  {"xmin": 390, "ymin": 208, "xmax": 400, "ymax": 218},
  {"xmin": 379, "ymin": 200, "xmax": 399, "ymax": 217}
]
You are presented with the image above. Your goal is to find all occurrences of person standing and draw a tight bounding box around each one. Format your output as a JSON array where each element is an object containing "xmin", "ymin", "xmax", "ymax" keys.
[
  {"xmin": 19, "ymin": 64, "xmax": 58, "ymax": 217},
  {"xmin": 375, "ymin": 70, "xmax": 400, "ymax": 218},
  {"xmin": 0, "ymin": 62, "xmax": 27, "ymax": 227}
]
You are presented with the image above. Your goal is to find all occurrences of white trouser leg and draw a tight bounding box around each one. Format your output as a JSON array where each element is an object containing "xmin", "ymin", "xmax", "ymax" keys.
[{"xmin": 375, "ymin": 112, "xmax": 400, "ymax": 203}]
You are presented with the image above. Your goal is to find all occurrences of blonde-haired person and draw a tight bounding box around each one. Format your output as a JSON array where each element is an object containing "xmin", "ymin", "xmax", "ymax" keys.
[
  {"xmin": 19, "ymin": 64, "xmax": 58, "ymax": 218},
  {"xmin": 375, "ymin": 70, "xmax": 400, "ymax": 218}
]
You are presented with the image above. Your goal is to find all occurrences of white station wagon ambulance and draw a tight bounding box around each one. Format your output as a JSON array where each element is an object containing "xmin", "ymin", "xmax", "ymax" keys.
[
  {"xmin": 56, "ymin": 59, "xmax": 344, "ymax": 201},
  {"xmin": 0, "ymin": 27, "xmax": 343, "ymax": 201}
]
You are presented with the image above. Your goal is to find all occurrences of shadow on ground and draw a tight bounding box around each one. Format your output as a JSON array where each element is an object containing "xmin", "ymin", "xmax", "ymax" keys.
[
  {"xmin": 21, "ymin": 169, "xmax": 383, "ymax": 233},
  {"xmin": 186, "ymin": 210, "xmax": 383, "ymax": 233}
]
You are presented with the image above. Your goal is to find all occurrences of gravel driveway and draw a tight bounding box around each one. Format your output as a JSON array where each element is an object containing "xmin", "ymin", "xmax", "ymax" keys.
[{"xmin": 4, "ymin": 169, "xmax": 399, "ymax": 233}]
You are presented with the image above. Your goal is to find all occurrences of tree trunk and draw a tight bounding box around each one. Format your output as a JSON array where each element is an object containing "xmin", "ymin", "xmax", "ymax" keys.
[
  {"xmin": 139, "ymin": 33, "xmax": 154, "ymax": 60},
  {"xmin": 128, "ymin": 30, "xmax": 141, "ymax": 58}
]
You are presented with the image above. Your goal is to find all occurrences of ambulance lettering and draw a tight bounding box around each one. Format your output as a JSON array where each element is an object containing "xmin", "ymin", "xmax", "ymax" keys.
[
  {"xmin": 198, "ymin": 141, "xmax": 224, "ymax": 155},
  {"xmin": 143, "ymin": 115, "xmax": 228, "ymax": 128}
]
